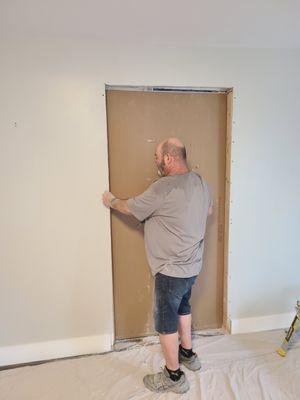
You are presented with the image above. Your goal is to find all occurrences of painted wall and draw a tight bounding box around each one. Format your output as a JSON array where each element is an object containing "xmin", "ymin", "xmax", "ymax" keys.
[{"xmin": 1, "ymin": 37, "xmax": 300, "ymax": 363}]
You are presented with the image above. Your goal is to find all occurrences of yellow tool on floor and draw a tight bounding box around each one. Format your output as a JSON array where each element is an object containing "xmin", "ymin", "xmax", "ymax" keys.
[{"xmin": 277, "ymin": 300, "xmax": 300, "ymax": 357}]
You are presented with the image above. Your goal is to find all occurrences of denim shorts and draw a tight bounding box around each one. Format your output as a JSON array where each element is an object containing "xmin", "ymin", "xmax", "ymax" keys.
[{"xmin": 153, "ymin": 272, "xmax": 197, "ymax": 334}]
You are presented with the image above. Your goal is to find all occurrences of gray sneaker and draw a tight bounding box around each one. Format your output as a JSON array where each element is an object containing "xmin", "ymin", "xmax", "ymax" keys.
[
  {"xmin": 179, "ymin": 349, "xmax": 202, "ymax": 371},
  {"xmin": 143, "ymin": 367, "xmax": 190, "ymax": 394}
]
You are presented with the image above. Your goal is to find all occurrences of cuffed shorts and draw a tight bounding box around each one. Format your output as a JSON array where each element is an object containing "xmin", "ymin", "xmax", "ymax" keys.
[{"xmin": 153, "ymin": 272, "xmax": 197, "ymax": 334}]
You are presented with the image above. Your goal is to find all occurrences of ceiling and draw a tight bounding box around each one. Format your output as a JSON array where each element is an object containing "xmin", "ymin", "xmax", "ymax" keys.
[{"xmin": 1, "ymin": 0, "xmax": 299, "ymax": 48}]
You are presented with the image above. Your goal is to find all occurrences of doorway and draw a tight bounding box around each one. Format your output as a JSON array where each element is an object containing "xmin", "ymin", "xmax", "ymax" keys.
[{"xmin": 106, "ymin": 86, "xmax": 232, "ymax": 340}]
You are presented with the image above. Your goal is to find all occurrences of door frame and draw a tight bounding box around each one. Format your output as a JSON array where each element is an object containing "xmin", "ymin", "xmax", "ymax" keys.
[{"xmin": 105, "ymin": 84, "xmax": 233, "ymax": 338}]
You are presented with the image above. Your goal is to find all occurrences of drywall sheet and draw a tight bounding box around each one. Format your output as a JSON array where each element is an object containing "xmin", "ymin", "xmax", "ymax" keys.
[{"xmin": 106, "ymin": 90, "xmax": 227, "ymax": 339}]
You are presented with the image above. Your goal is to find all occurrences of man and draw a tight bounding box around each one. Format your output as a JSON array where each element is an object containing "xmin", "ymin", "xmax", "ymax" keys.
[{"xmin": 103, "ymin": 137, "xmax": 213, "ymax": 394}]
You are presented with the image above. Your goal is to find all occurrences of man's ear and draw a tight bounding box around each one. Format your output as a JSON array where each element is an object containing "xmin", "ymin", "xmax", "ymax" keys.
[{"xmin": 165, "ymin": 153, "xmax": 171, "ymax": 163}]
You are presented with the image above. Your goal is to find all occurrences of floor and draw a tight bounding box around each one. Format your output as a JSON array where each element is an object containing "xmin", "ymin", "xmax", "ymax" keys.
[{"xmin": 0, "ymin": 329, "xmax": 299, "ymax": 399}]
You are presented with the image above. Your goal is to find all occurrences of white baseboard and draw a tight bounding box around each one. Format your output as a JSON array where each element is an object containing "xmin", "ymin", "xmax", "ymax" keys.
[
  {"xmin": 0, "ymin": 334, "xmax": 113, "ymax": 368},
  {"xmin": 230, "ymin": 312, "xmax": 295, "ymax": 334}
]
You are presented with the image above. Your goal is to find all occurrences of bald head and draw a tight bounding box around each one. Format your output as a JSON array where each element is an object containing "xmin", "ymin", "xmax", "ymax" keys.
[
  {"xmin": 160, "ymin": 138, "xmax": 187, "ymax": 161},
  {"xmin": 155, "ymin": 137, "xmax": 188, "ymax": 176}
]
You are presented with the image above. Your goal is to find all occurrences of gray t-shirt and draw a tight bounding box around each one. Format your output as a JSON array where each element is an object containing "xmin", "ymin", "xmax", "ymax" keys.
[{"xmin": 127, "ymin": 171, "xmax": 212, "ymax": 278}]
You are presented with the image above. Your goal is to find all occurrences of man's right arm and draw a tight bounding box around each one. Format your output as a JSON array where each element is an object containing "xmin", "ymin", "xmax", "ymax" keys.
[
  {"xmin": 111, "ymin": 198, "xmax": 132, "ymax": 215},
  {"xmin": 102, "ymin": 191, "xmax": 132, "ymax": 215},
  {"xmin": 103, "ymin": 181, "xmax": 163, "ymax": 221}
]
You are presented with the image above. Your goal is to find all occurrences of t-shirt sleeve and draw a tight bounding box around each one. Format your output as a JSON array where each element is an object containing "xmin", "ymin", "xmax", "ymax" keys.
[
  {"xmin": 208, "ymin": 185, "xmax": 213, "ymax": 208},
  {"xmin": 203, "ymin": 179, "xmax": 213, "ymax": 208},
  {"xmin": 127, "ymin": 181, "xmax": 164, "ymax": 222}
]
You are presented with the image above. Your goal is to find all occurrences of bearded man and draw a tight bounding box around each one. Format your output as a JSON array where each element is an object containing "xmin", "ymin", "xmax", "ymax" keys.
[{"xmin": 103, "ymin": 137, "xmax": 213, "ymax": 394}]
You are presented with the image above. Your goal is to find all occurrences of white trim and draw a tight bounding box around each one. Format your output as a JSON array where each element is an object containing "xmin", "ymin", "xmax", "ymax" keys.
[
  {"xmin": 0, "ymin": 334, "xmax": 113, "ymax": 367},
  {"xmin": 230, "ymin": 312, "xmax": 294, "ymax": 334},
  {"xmin": 105, "ymin": 84, "xmax": 232, "ymax": 94}
]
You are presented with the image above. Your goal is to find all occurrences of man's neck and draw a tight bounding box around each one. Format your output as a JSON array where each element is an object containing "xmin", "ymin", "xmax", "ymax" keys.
[{"xmin": 167, "ymin": 164, "xmax": 189, "ymax": 176}]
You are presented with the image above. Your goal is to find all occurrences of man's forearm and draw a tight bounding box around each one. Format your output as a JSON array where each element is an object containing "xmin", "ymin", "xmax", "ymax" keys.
[
  {"xmin": 102, "ymin": 190, "xmax": 132, "ymax": 215},
  {"xmin": 111, "ymin": 198, "xmax": 132, "ymax": 215}
]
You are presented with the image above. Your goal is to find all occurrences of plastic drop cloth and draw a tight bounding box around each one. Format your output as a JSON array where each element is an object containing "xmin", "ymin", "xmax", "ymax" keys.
[{"xmin": 0, "ymin": 329, "xmax": 299, "ymax": 400}]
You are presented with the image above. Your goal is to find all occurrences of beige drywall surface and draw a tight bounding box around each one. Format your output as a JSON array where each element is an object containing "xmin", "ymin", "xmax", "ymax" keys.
[{"xmin": 0, "ymin": 38, "xmax": 300, "ymax": 349}]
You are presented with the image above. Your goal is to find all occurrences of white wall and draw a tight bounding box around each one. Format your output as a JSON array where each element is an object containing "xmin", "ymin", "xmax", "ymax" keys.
[{"xmin": 1, "ymin": 37, "xmax": 300, "ymax": 364}]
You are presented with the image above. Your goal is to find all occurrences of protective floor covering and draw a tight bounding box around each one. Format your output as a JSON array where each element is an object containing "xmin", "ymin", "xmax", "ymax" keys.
[{"xmin": 0, "ymin": 329, "xmax": 300, "ymax": 399}]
